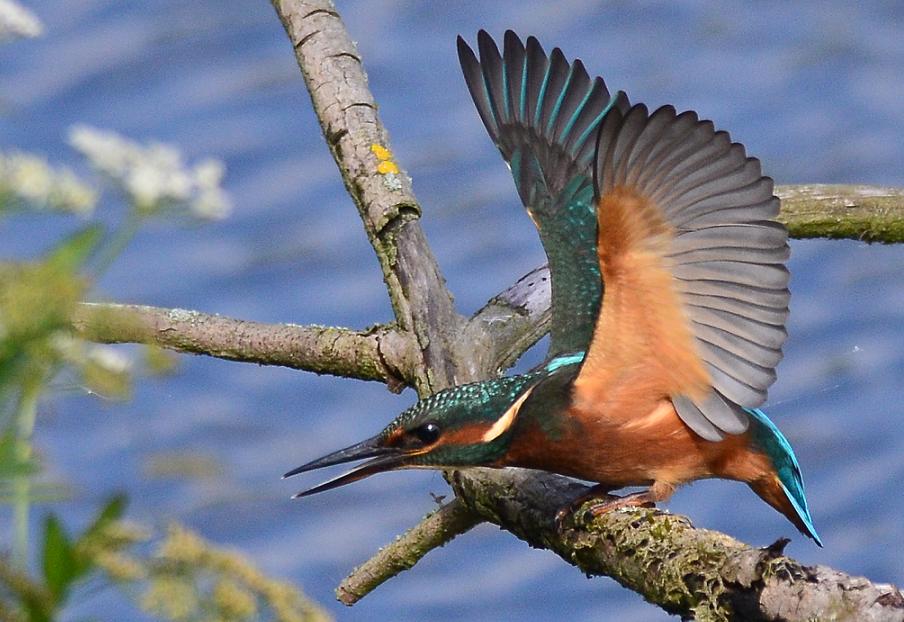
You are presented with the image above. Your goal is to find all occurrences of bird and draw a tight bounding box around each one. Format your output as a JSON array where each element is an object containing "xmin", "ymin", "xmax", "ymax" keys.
[{"xmin": 284, "ymin": 30, "xmax": 821, "ymax": 545}]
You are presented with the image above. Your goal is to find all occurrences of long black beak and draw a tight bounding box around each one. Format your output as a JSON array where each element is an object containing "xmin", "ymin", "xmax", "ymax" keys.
[{"xmin": 282, "ymin": 434, "xmax": 407, "ymax": 498}]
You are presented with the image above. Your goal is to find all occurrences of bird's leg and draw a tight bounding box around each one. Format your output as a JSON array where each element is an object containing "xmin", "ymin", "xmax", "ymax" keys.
[
  {"xmin": 585, "ymin": 480, "xmax": 675, "ymax": 517},
  {"xmin": 555, "ymin": 483, "xmax": 618, "ymax": 532}
]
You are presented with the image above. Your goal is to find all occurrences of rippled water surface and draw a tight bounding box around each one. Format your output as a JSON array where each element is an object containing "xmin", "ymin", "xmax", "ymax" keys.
[{"xmin": 2, "ymin": 2, "xmax": 903, "ymax": 620}]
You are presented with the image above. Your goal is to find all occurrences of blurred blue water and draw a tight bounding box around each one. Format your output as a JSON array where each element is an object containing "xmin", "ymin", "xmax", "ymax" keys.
[{"xmin": 2, "ymin": 1, "xmax": 903, "ymax": 620}]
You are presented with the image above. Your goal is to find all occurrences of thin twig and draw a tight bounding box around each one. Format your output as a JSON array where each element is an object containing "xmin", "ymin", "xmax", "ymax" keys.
[
  {"xmin": 336, "ymin": 499, "xmax": 481, "ymax": 606},
  {"xmin": 461, "ymin": 265, "xmax": 552, "ymax": 376}
]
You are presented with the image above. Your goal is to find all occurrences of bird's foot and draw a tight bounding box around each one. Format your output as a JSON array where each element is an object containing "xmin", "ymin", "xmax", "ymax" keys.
[
  {"xmin": 554, "ymin": 484, "xmax": 617, "ymax": 533},
  {"xmin": 584, "ymin": 490, "xmax": 657, "ymax": 517}
]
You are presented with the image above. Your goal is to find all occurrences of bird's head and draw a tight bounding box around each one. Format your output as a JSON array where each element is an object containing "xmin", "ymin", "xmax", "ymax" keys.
[{"xmin": 284, "ymin": 373, "xmax": 540, "ymax": 498}]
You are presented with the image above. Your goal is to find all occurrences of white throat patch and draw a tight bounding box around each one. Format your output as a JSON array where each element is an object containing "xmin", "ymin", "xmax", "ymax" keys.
[{"xmin": 481, "ymin": 386, "xmax": 535, "ymax": 442}]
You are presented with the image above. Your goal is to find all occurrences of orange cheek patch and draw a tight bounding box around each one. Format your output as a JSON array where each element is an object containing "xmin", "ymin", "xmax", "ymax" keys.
[
  {"xmin": 433, "ymin": 424, "xmax": 493, "ymax": 448},
  {"xmin": 383, "ymin": 427, "xmax": 406, "ymax": 447}
]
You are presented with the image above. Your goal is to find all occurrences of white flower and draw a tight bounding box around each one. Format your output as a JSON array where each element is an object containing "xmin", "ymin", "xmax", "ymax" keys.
[
  {"xmin": 193, "ymin": 159, "xmax": 224, "ymax": 188},
  {"xmin": 53, "ymin": 337, "xmax": 131, "ymax": 374},
  {"xmin": 0, "ymin": 151, "xmax": 97, "ymax": 215},
  {"xmin": 190, "ymin": 186, "xmax": 232, "ymax": 220},
  {"xmin": 7, "ymin": 151, "xmax": 51, "ymax": 201},
  {"xmin": 68, "ymin": 125, "xmax": 231, "ymax": 219},
  {"xmin": 53, "ymin": 169, "xmax": 98, "ymax": 214},
  {"xmin": 0, "ymin": 0, "xmax": 42, "ymax": 41},
  {"xmin": 48, "ymin": 333, "xmax": 82, "ymax": 361}
]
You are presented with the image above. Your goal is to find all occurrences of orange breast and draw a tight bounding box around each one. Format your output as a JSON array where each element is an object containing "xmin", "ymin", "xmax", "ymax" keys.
[{"xmin": 503, "ymin": 397, "xmax": 772, "ymax": 489}]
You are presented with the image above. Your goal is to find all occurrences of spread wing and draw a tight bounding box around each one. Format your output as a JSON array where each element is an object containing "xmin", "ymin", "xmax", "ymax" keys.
[
  {"xmin": 458, "ymin": 30, "xmax": 629, "ymax": 357},
  {"xmin": 573, "ymin": 104, "xmax": 789, "ymax": 441}
]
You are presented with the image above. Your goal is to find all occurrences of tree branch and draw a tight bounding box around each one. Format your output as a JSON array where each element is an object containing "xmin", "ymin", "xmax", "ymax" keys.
[
  {"xmin": 272, "ymin": 0, "xmax": 466, "ymax": 395},
  {"xmin": 74, "ymin": 180, "xmax": 904, "ymax": 389},
  {"xmin": 459, "ymin": 185, "xmax": 904, "ymax": 375},
  {"xmin": 450, "ymin": 468, "xmax": 904, "ymax": 621},
  {"xmin": 73, "ymin": 302, "xmax": 416, "ymax": 388},
  {"xmin": 336, "ymin": 498, "xmax": 481, "ymax": 606},
  {"xmin": 777, "ymin": 184, "xmax": 904, "ymax": 243},
  {"xmin": 460, "ymin": 265, "xmax": 552, "ymax": 377}
]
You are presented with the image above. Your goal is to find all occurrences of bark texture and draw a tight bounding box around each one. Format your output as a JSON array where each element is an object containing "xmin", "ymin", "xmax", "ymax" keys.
[
  {"xmin": 777, "ymin": 184, "xmax": 904, "ymax": 243},
  {"xmin": 73, "ymin": 303, "xmax": 417, "ymax": 389},
  {"xmin": 453, "ymin": 468, "xmax": 904, "ymax": 621},
  {"xmin": 272, "ymin": 0, "xmax": 464, "ymax": 395},
  {"xmin": 335, "ymin": 499, "xmax": 481, "ymax": 606}
]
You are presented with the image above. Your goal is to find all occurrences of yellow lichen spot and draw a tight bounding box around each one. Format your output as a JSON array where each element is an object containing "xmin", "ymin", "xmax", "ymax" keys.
[
  {"xmin": 370, "ymin": 144, "xmax": 393, "ymax": 161},
  {"xmin": 376, "ymin": 160, "xmax": 399, "ymax": 175}
]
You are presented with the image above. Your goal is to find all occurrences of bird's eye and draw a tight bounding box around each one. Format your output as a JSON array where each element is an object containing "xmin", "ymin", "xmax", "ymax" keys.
[{"xmin": 414, "ymin": 422, "xmax": 441, "ymax": 444}]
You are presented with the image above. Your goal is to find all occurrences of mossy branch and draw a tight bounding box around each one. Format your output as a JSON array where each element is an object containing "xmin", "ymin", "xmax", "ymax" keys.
[
  {"xmin": 777, "ymin": 184, "xmax": 904, "ymax": 243},
  {"xmin": 452, "ymin": 468, "xmax": 904, "ymax": 621}
]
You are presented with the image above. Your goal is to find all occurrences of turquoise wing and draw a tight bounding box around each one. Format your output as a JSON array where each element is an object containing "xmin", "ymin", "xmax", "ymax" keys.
[{"xmin": 457, "ymin": 30, "xmax": 629, "ymax": 357}]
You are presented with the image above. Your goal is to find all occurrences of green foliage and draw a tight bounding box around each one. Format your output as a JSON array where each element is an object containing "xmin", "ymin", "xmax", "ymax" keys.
[
  {"xmin": 0, "ymin": 433, "xmax": 36, "ymax": 478},
  {"xmin": 0, "ymin": 142, "xmax": 329, "ymax": 621},
  {"xmin": 0, "ymin": 496, "xmax": 136, "ymax": 622},
  {"xmin": 41, "ymin": 515, "xmax": 74, "ymax": 606},
  {"xmin": 139, "ymin": 524, "xmax": 330, "ymax": 622},
  {"xmin": 0, "ymin": 225, "xmax": 105, "ymax": 407},
  {"xmin": 44, "ymin": 226, "xmax": 104, "ymax": 273},
  {"xmin": 0, "ymin": 13, "xmax": 326, "ymax": 621},
  {"xmin": 2, "ymin": 499, "xmax": 330, "ymax": 622},
  {"xmin": 0, "ymin": 561, "xmax": 53, "ymax": 622},
  {"xmin": 38, "ymin": 494, "xmax": 128, "ymax": 610}
]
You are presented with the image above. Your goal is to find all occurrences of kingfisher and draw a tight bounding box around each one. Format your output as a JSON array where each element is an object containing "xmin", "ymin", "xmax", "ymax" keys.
[{"xmin": 285, "ymin": 31, "xmax": 821, "ymax": 545}]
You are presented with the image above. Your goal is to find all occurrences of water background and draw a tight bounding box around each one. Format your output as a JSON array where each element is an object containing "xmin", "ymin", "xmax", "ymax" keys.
[{"xmin": 2, "ymin": 2, "xmax": 903, "ymax": 620}]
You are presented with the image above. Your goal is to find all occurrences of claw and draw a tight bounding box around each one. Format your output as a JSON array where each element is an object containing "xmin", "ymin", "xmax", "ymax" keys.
[
  {"xmin": 554, "ymin": 484, "xmax": 617, "ymax": 533},
  {"xmin": 585, "ymin": 491, "xmax": 656, "ymax": 517}
]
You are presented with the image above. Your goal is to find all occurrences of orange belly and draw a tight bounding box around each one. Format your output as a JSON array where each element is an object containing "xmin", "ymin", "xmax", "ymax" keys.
[{"xmin": 503, "ymin": 399, "xmax": 771, "ymax": 489}]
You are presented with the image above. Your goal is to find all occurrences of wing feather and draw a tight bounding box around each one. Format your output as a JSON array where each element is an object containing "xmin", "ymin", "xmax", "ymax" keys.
[
  {"xmin": 574, "ymin": 104, "xmax": 789, "ymax": 440},
  {"xmin": 458, "ymin": 31, "xmax": 628, "ymax": 357}
]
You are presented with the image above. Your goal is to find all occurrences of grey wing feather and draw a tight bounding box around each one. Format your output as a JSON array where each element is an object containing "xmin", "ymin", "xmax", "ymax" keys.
[
  {"xmin": 672, "ymin": 392, "xmax": 749, "ymax": 440},
  {"xmin": 593, "ymin": 104, "xmax": 790, "ymax": 440}
]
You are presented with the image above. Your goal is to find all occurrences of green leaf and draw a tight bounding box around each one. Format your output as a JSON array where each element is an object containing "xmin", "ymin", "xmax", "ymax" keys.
[
  {"xmin": 0, "ymin": 431, "xmax": 39, "ymax": 478},
  {"xmin": 44, "ymin": 224, "xmax": 103, "ymax": 272},
  {"xmin": 81, "ymin": 493, "xmax": 127, "ymax": 541},
  {"xmin": 72, "ymin": 494, "xmax": 128, "ymax": 576},
  {"xmin": 42, "ymin": 514, "xmax": 77, "ymax": 605}
]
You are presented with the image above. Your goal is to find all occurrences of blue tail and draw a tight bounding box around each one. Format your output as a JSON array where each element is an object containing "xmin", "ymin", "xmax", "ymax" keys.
[{"xmin": 746, "ymin": 408, "xmax": 822, "ymax": 546}]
